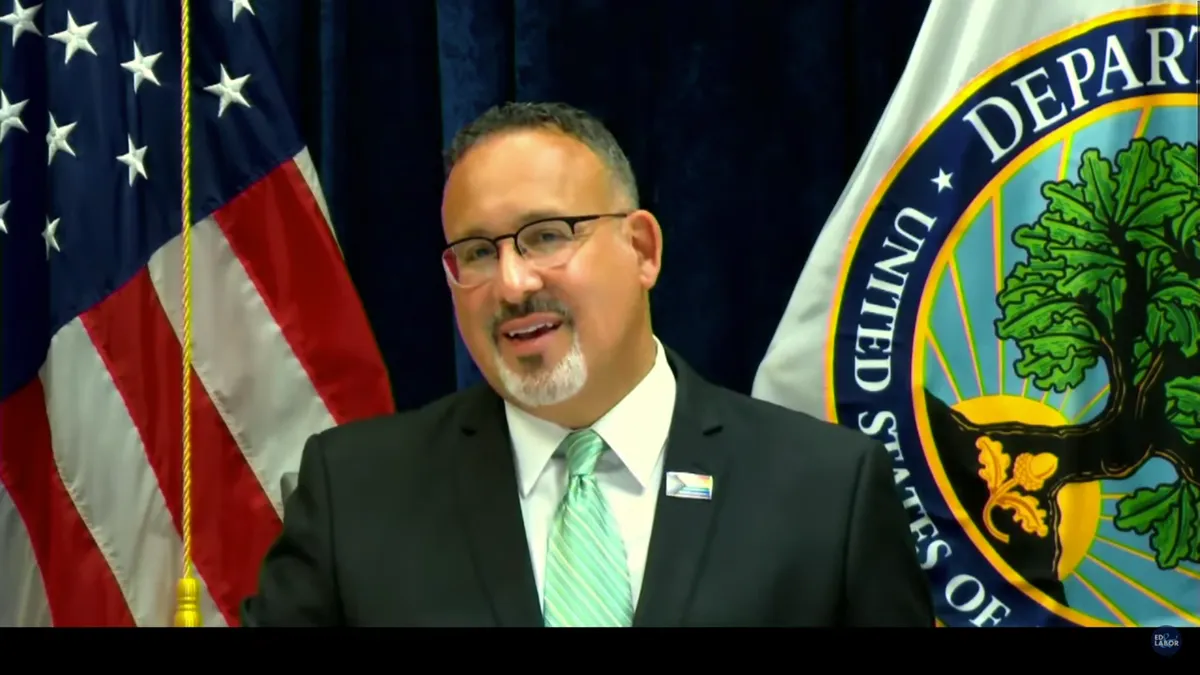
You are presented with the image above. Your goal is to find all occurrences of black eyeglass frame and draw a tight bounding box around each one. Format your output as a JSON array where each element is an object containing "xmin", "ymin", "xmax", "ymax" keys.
[{"xmin": 441, "ymin": 212, "xmax": 630, "ymax": 287}]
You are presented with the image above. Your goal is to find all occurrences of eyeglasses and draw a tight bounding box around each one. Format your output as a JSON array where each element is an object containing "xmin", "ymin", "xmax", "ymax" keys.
[{"xmin": 441, "ymin": 212, "xmax": 629, "ymax": 288}]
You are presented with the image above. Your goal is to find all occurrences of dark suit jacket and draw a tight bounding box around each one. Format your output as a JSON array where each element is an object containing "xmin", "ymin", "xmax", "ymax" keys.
[{"xmin": 241, "ymin": 350, "xmax": 935, "ymax": 627}]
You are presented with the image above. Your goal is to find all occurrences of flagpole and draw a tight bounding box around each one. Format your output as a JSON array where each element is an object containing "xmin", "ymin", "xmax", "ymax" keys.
[{"xmin": 174, "ymin": 0, "xmax": 201, "ymax": 628}]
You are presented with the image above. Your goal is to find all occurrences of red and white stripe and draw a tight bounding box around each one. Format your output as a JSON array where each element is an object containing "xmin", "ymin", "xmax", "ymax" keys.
[{"xmin": 0, "ymin": 149, "xmax": 394, "ymax": 627}]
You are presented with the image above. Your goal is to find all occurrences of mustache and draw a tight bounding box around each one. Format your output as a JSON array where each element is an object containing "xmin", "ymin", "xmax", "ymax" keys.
[{"xmin": 490, "ymin": 294, "xmax": 572, "ymax": 334}]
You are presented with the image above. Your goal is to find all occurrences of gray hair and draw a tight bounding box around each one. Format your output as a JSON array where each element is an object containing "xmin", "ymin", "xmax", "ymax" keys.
[{"xmin": 444, "ymin": 101, "xmax": 640, "ymax": 208}]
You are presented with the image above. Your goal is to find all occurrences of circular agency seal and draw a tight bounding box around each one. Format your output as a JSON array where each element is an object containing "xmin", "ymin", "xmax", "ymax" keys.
[{"xmin": 827, "ymin": 5, "xmax": 1200, "ymax": 628}]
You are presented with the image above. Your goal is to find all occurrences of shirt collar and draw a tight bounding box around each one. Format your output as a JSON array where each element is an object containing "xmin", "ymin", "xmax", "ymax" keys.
[{"xmin": 505, "ymin": 337, "xmax": 676, "ymax": 497}]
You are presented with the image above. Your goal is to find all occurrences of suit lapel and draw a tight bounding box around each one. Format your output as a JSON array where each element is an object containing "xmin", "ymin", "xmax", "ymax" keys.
[
  {"xmin": 452, "ymin": 385, "xmax": 543, "ymax": 627},
  {"xmin": 633, "ymin": 352, "xmax": 728, "ymax": 627}
]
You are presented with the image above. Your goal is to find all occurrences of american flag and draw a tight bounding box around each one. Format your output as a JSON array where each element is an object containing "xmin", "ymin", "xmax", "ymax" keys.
[{"xmin": 0, "ymin": 0, "xmax": 395, "ymax": 626}]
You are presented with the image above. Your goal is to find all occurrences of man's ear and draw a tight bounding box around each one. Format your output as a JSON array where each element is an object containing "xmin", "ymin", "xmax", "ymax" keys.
[{"xmin": 624, "ymin": 210, "xmax": 663, "ymax": 291}]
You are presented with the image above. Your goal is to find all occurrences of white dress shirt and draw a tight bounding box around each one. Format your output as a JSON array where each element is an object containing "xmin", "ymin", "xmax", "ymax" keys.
[{"xmin": 504, "ymin": 337, "xmax": 676, "ymax": 611}]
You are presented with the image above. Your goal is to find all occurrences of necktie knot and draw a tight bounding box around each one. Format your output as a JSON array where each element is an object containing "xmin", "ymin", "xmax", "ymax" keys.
[{"xmin": 562, "ymin": 428, "xmax": 606, "ymax": 477}]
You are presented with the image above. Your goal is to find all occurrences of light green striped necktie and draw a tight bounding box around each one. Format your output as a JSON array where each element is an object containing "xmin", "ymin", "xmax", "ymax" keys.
[{"xmin": 543, "ymin": 428, "xmax": 634, "ymax": 628}]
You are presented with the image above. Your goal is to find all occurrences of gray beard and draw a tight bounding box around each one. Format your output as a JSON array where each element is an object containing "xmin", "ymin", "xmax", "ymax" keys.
[{"xmin": 494, "ymin": 328, "xmax": 588, "ymax": 408}]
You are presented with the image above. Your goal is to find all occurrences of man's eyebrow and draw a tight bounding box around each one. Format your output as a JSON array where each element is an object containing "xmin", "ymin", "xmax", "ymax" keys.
[
  {"xmin": 458, "ymin": 210, "xmax": 567, "ymax": 238},
  {"xmin": 456, "ymin": 227, "xmax": 493, "ymax": 239},
  {"xmin": 515, "ymin": 209, "xmax": 566, "ymax": 223}
]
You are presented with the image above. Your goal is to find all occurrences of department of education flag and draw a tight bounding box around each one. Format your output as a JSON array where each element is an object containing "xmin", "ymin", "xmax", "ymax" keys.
[
  {"xmin": 753, "ymin": 0, "xmax": 1199, "ymax": 627},
  {"xmin": 0, "ymin": 0, "xmax": 394, "ymax": 626}
]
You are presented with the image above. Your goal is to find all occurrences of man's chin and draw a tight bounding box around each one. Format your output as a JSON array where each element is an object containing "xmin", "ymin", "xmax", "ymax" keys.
[{"xmin": 493, "ymin": 339, "xmax": 587, "ymax": 409}]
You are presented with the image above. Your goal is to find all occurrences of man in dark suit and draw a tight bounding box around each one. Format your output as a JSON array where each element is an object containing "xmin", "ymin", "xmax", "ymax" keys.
[{"xmin": 241, "ymin": 102, "xmax": 935, "ymax": 627}]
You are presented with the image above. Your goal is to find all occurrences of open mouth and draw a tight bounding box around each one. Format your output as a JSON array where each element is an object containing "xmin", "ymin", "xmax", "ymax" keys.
[{"xmin": 503, "ymin": 320, "xmax": 563, "ymax": 342}]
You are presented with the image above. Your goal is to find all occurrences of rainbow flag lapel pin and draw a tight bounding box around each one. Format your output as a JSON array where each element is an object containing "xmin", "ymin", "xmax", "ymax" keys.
[{"xmin": 665, "ymin": 472, "xmax": 713, "ymax": 501}]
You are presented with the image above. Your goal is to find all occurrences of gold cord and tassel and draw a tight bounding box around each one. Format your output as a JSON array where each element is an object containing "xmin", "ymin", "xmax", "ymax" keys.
[{"xmin": 174, "ymin": 0, "xmax": 201, "ymax": 628}]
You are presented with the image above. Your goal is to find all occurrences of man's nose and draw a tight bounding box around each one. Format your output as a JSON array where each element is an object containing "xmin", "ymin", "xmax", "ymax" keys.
[{"xmin": 494, "ymin": 242, "xmax": 543, "ymax": 304}]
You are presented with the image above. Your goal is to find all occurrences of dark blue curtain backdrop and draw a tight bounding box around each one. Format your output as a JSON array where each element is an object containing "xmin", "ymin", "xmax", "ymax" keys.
[{"xmin": 256, "ymin": 0, "xmax": 930, "ymax": 412}]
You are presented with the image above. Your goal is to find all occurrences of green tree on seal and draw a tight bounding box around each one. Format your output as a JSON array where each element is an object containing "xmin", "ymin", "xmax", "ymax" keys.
[{"xmin": 940, "ymin": 137, "xmax": 1200, "ymax": 580}]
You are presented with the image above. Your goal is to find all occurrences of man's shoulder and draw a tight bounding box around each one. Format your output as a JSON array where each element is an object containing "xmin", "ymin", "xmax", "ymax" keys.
[
  {"xmin": 704, "ymin": 382, "xmax": 879, "ymax": 470},
  {"xmin": 709, "ymin": 382, "xmax": 870, "ymax": 444},
  {"xmin": 308, "ymin": 382, "xmax": 493, "ymax": 467}
]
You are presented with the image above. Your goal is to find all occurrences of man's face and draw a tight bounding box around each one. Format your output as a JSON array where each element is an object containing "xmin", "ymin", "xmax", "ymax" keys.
[{"xmin": 441, "ymin": 128, "xmax": 653, "ymax": 410}]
